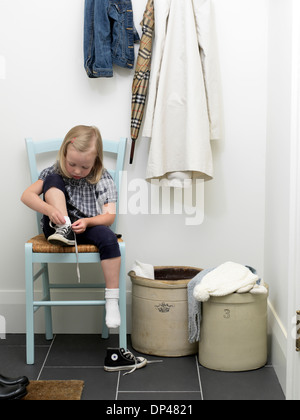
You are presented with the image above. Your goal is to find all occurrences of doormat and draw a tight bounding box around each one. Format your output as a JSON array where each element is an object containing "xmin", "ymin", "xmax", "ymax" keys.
[{"xmin": 22, "ymin": 380, "xmax": 84, "ymax": 400}]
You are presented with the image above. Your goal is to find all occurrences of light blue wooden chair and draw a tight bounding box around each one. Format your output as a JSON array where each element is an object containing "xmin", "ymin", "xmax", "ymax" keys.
[{"xmin": 24, "ymin": 137, "xmax": 127, "ymax": 364}]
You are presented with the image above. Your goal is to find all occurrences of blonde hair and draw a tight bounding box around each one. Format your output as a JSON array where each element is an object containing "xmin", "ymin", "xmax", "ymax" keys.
[{"xmin": 58, "ymin": 125, "xmax": 104, "ymax": 184}]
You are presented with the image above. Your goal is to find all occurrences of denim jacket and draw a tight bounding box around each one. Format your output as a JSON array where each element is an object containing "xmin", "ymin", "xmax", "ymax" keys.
[{"xmin": 84, "ymin": 0, "xmax": 140, "ymax": 78}]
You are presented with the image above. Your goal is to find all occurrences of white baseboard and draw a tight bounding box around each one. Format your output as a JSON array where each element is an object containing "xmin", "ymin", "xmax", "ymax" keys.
[{"xmin": 268, "ymin": 299, "xmax": 287, "ymax": 396}]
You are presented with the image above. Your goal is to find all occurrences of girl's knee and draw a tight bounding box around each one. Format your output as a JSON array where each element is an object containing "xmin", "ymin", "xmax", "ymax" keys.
[
  {"xmin": 43, "ymin": 173, "xmax": 66, "ymax": 195},
  {"xmin": 100, "ymin": 243, "xmax": 121, "ymax": 260},
  {"xmin": 88, "ymin": 226, "xmax": 121, "ymax": 260}
]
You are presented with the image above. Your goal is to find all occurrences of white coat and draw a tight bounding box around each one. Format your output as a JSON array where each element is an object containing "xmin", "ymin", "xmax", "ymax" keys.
[{"xmin": 142, "ymin": 0, "xmax": 221, "ymax": 186}]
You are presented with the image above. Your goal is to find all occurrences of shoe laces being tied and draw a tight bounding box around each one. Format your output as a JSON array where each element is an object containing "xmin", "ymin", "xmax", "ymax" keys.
[
  {"xmin": 49, "ymin": 222, "xmax": 81, "ymax": 283},
  {"xmin": 74, "ymin": 234, "xmax": 80, "ymax": 283},
  {"xmin": 49, "ymin": 221, "xmax": 71, "ymax": 236}
]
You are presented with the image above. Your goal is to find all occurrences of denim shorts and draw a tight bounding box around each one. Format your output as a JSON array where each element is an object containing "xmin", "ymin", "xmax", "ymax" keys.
[{"xmin": 84, "ymin": 0, "xmax": 140, "ymax": 78}]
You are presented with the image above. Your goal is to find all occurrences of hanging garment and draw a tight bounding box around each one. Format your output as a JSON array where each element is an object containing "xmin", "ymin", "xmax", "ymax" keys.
[
  {"xmin": 84, "ymin": 0, "xmax": 140, "ymax": 78},
  {"xmin": 130, "ymin": 0, "xmax": 155, "ymax": 164},
  {"xmin": 142, "ymin": 0, "xmax": 222, "ymax": 186}
]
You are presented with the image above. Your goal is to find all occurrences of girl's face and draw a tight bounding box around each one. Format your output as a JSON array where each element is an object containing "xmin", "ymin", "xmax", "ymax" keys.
[{"xmin": 65, "ymin": 144, "xmax": 96, "ymax": 180}]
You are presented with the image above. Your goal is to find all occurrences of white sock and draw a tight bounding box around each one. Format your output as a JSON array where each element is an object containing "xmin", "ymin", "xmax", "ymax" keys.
[
  {"xmin": 105, "ymin": 288, "xmax": 121, "ymax": 329},
  {"xmin": 56, "ymin": 216, "xmax": 71, "ymax": 228},
  {"xmin": 63, "ymin": 216, "xmax": 71, "ymax": 225}
]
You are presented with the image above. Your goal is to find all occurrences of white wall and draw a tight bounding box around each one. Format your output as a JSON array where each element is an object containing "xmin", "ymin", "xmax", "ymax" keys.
[
  {"xmin": 265, "ymin": 0, "xmax": 293, "ymax": 394},
  {"xmin": 0, "ymin": 0, "xmax": 269, "ymax": 334}
]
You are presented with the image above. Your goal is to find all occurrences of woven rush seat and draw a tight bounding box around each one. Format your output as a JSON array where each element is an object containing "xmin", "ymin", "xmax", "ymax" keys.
[
  {"xmin": 27, "ymin": 234, "xmax": 98, "ymax": 253},
  {"xmin": 27, "ymin": 233, "xmax": 122, "ymax": 254}
]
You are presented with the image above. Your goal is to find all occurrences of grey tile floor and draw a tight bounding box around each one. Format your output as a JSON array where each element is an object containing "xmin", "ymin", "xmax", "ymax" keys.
[{"xmin": 0, "ymin": 334, "xmax": 285, "ymax": 401}]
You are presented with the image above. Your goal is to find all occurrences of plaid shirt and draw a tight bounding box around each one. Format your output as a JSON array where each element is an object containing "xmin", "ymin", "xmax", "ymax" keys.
[{"xmin": 39, "ymin": 165, "xmax": 118, "ymax": 222}]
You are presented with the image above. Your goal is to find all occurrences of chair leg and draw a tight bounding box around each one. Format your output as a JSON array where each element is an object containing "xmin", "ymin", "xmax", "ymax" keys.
[
  {"xmin": 41, "ymin": 263, "xmax": 53, "ymax": 340},
  {"xmin": 25, "ymin": 244, "xmax": 35, "ymax": 365},
  {"xmin": 119, "ymin": 243, "xmax": 127, "ymax": 349},
  {"xmin": 101, "ymin": 307, "xmax": 109, "ymax": 339}
]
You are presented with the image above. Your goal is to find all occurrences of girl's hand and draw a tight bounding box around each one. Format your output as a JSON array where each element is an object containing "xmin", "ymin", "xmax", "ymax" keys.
[
  {"xmin": 47, "ymin": 206, "xmax": 66, "ymax": 226},
  {"xmin": 72, "ymin": 219, "xmax": 88, "ymax": 234}
]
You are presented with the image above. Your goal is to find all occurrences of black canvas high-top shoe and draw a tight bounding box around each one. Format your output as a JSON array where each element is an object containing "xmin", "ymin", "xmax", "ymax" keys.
[
  {"xmin": 104, "ymin": 348, "xmax": 147, "ymax": 373},
  {"xmin": 48, "ymin": 222, "xmax": 75, "ymax": 246}
]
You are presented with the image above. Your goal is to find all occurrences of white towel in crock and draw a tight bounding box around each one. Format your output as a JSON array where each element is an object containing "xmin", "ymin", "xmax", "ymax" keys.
[
  {"xmin": 193, "ymin": 261, "xmax": 267, "ymax": 302},
  {"xmin": 131, "ymin": 261, "xmax": 155, "ymax": 280}
]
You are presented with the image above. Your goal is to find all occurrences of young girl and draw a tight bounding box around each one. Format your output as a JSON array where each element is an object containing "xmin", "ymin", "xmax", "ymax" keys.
[{"xmin": 21, "ymin": 125, "xmax": 121, "ymax": 329}]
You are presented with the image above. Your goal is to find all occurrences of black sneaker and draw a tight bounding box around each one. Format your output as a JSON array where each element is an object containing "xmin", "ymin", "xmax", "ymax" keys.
[
  {"xmin": 48, "ymin": 223, "xmax": 75, "ymax": 246},
  {"xmin": 0, "ymin": 383, "xmax": 28, "ymax": 401},
  {"xmin": 104, "ymin": 348, "xmax": 147, "ymax": 374}
]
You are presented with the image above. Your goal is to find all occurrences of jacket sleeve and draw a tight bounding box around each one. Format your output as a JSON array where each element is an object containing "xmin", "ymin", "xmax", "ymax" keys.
[
  {"xmin": 142, "ymin": 0, "xmax": 170, "ymax": 138},
  {"xmin": 84, "ymin": 0, "xmax": 113, "ymax": 78},
  {"xmin": 193, "ymin": 0, "xmax": 222, "ymax": 140}
]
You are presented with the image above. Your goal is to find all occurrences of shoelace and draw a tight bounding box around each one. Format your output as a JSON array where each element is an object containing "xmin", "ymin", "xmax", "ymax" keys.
[
  {"xmin": 121, "ymin": 349, "xmax": 163, "ymax": 376},
  {"xmin": 54, "ymin": 224, "xmax": 71, "ymax": 236},
  {"xmin": 49, "ymin": 222, "xmax": 81, "ymax": 283},
  {"xmin": 121, "ymin": 349, "xmax": 138, "ymax": 376},
  {"xmin": 74, "ymin": 234, "xmax": 81, "ymax": 283}
]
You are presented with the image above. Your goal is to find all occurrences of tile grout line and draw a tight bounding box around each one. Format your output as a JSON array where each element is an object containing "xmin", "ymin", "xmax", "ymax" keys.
[
  {"xmin": 115, "ymin": 371, "xmax": 121, "ymax": 401},
  {"xmin": 42, "ymin": 366, "xmax": 105, "ymax": 369},
  {"xmin": 195, "ymin": 355, "xmax": 204, "ymax": 400},
  {"xmin": 117, "ymin": 390, "xmax": 201, "ymax": 394},
  {"xmin": 36, "ymin": 335, "xmax": 57, "ymax": 381}
]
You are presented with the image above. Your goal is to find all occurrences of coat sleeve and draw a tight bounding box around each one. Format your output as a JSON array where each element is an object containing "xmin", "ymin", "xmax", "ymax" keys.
[
  {"xmin": 193, "ymin": 0, "xmax": 222, "ymax": 140},
  {"xmin": 142, "ymin": 0, "xmax": 170, "ymax": 138}
]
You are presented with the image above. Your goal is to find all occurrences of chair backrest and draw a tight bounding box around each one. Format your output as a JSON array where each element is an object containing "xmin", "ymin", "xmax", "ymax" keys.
[{"xmin": 25, "ymin": 137, "xmax": 127, "ymax": 234}]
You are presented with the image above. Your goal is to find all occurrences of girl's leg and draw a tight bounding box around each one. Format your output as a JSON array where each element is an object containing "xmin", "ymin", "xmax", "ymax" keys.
[
  {"xmin": 102, "ymin": 257, "xmax": 121, "ymax": 329},
  {"xmin": 77, "ymin": 226, "xmax": 121, "ymax": 328},
  {"xmin": 42, "ymin": 174, "xmax": 74, "ymax": 245},
  {"xmin": 101, "ymin": 257, "xmax": 121, "ymax": 289},
  {"xmin": 45, "ymin": 188, "xmax": 68, "ymax": 219},
  {"xmin": 43, "ymin": 174, "xmax": 68, "ymax": 217}
]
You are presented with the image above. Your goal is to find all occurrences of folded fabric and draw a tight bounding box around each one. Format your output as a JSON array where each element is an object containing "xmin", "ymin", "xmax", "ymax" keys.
[
  {"xmin": 188, "ymin": 268, "xmax": 214, "ymax": 344},
  {"xmin": 131, "ymin": 261, "xmax": 155, "ymax": 280},
  {"xmin": 193, "ymin": 261, "xmax": 267, "ymax": 302}
]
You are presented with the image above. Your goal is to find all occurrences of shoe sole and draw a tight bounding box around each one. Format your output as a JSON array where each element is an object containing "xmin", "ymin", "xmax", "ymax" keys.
[
  {"xmin": 0, "ymin": 390, "xmax": 28, "ymax": 401},
  {"xmin": 48, "ymin": 234, "xmax": 75, "ymax": 246},
  {"xmin": 13, "ymin": 390, "xmax": 28, "ymax": 400},
  {"xmin": 104, "ymin": 359, "xmax": 147, "ymax": 372},
  {"xmin": 0, "ymin": 380, "xmax": 30, "ymax": 387}
]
